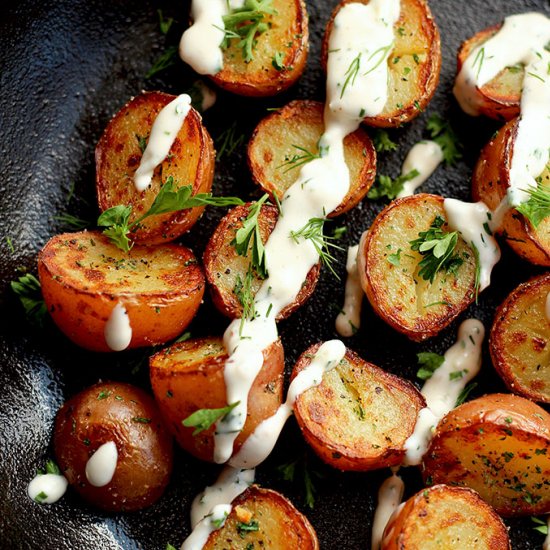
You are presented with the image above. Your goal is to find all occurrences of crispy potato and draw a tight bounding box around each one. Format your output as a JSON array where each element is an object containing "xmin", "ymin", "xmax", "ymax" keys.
[
  {"xmin": 472, "ymin": 118, "xmax": 550, "ymax": 266},
  {"xmin": 381, "ymin": 484, "xmax": 511, "ymax": 550},
  {"xmin": 423, "ymin": 393, "xmax": 550, "ymax": 516},
  {"xmin": 149, "ymin": 337, "xmax": 284, "ymax": 462},
  {"xmin": 210, "ymin": 0, "xmax": 309, "ymax": 97},
  {"xmin": 203, "ymin": 485, "xmax": 318, "ymax": 549},
  {"xmin": 321, "ymin": 0, "xmax": 441, "ymax": 128},
  {"xmin": 456, "ymin": 24, "xmax": 521, "ymax": 121},
  {"xmin": 490, "ymin": 273, "xmax": 550, "ymax": 403},
  {"xmin": 203, "ymin": 203, "xmax": 320, "ymax": 320},
  {"xmin": 96, "ymin": 91, "xmax": 215, "ymax": 245},
  {"xmin": 247, "ymin": 100, "xmax": 376, "ymax": 217},
  {"xmin": 358, "ymin": 194, "xmax": 477, "ymax": 342},
  {"xmin": 54, "ymin": 381, "xmax": 173, "ymax": 512},
  {"xmin": 38, "ymin": 231, "xmax": 204, "ymax": 352},
  {"xmin": 292, "ymin": 343, "xmax": 425, "ymax": 471}
]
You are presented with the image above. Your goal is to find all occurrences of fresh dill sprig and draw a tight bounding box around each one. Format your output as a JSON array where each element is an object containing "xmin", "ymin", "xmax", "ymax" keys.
[
  {"xmin": 472, "ymin": 46, "xmax": 485, "ymax": 79},
  {"xmin": 426, "ymin": 114, "xmax": 463, "ymax": 166},
  {"xmin": 157, "ymin": 9, "xmax": 174, "ymax": 35},
  {"xmin": 363, "ymin": 43, "xmax": 394, "ymax": 76},
  {"xmin": 289, "ymin": 217, "xmax": 343, "ymax": 279},
  {"xmin": 471, "ymin": 242, "xmax": 481, "ymax": 303},
  {"xmin": 367, "ymin": 169, "xmax": 419, "ymax": 200},
  {"xmin": 516, "ymin": 180, "xmax": 550, "ymax": 228},
  {"xmin": 216, "ymin": 121, "xmax": 246, "ymax": 159},
  {"xmin": 277, "ymin": 144, "xmax": 321, "ymax": 173},
  {"xmin": 98, "ymin": 177, "xmax": 244, "ymax": 252},
  {"xmin": 136, "ymin": 134, "xmax": 148, "ymax": 154},
  {"xmin": 221, "ymin": 0, "xmax": 276, "ymax": 63},
  {"xmin": 340, "ymin": 53, "xmax": 361, "ymax": 98},
  {"xmin": 11, "ymin": 273, "xmax": 47, "ymax": 326},
  {"xmin": 53, "ymin": 213, "xmax": 91, "ymax": 230},
  {"xmin": 372, "ymin": 129, "xmax": 398, "ymax": 153},
  {"xmin": 182, "ymin": 401, "xmax": 240, "ymax": 436},
  {"xmin": 455, "ymin": 382, "xmax": 478, "ymax": 407},
  {"xmin": 277, "ymin": 453, "xmax": 324, "ymax": 509},
  {"xmin": 146, "ymin": 45, "xmax": 178, "ymax": 79},
  {"xmin": 409, "ymin": 215, "xmax": 464, "ymax": 283},
  {"xmin": 231, "ymin": 194, "xmax": 270, "ymax": 278},
  {"xmin": 233, "ymin": 265, "xmax": 258, "ymax": 335}
]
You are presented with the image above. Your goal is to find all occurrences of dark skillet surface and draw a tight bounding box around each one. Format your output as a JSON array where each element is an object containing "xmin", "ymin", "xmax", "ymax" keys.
[{"xmin": 0, "ymin": 0, "xmax": 548, "ymax": 548}]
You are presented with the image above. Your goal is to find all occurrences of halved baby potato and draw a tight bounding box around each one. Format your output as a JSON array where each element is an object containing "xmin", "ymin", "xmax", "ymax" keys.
[
  {"xmin": 203, "ymin": 485, "xmax": 319, "ymax": 549},
  {"xmin": 321, "ymin": 0, "xmax": 441, "ymax": 128},
  {"xmin": 38, "ymin": 231, "xmax": 204, "ymax": 351},
  {"xmin": 96, "ymin": 91, "xmax": 215, "ymax": 245},
  {"xmin": 472, "ymin": 118, "xmax": 550, "ymax": 266},
  {"xmin": 423, "ymin": 393, "xmax": 550, "ymax": 517},
  {"xmin": 292, "ymin": 343, "xmax": 425, "ymax": 471},
  {"xmin": 381, "ymin": 484, "xmax": 511, "ymax": 550},
  {"xmin": 149, "ymin": 336, "xmax": 284, "ymax": 462},
  {"xmin": 490, "ymin": 273, "xmax": 550, "ymax": 403},
  {"xmin": 209, "ymin": 0, "xmax": 309, "ymax": 97},
  {"xmin": 203, "ymin": 203, "xmax": 320, "ymax": 320},
  {"xmin": 358, "ymin": 194, "xmax": 477, "ymax": 342},
  {"xmin": 456, "ymin": 24, "xmax": 521, "ymax": 121},
  {"xmin": 247, "ymin": 100, "xmax": 376, "ymax": 217}
]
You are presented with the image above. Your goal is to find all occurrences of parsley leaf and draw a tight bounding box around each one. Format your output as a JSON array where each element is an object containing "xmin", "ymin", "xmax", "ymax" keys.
[
  {"xmin": 416, "ymin": 352, "xmax": 445, "ymax": 380},
  {"xmin": 372, "ymin": 129, "xmax": 398, "ymax": 153},
  {"xmin": 182, "ymin": 401, "xmax": 240, "ymax": 436},
  {"xmin": 531, "ymin": 516, "xmax": 549, "ymax": 536},
  {"xmin": 233, "ymin": 265, "xmax": 258, "ymax": 335},
  {"xmin": 426, "ymin": 114, "xmax": 462, "ymax": 166},
  {"xmin": 516, "ymin": 180, "xmax": 550, "ymax": 228},
  {"xmin": 236, "ymin": 519, "xmax": 259, "ymax": 537},
  {"xmin": 387, "ymin": 248, "xmax": 402, "ymax": 266},
  {"xmin": 11, "ymin": 273, "xmax": 47, "ymax": 326},
  {"xmin": 368, "ymin": 169, "xmax": 419, "ymax": 200}
]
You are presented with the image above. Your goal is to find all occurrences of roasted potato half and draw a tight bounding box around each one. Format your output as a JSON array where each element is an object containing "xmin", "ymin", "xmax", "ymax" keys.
[
  {"xmin": 96, "ymin": 91, "xmax": 215, "ymax": 245},
  {"xmin": 321, "ymin": 0, "xmax": 441, "ymax": 128},
  {"xmin": 209, "ymin": 0, "xmax": 309, "ymax": 97},
  {"xmin": 247, "ymin": 100, "xmax": 376, "ymax": 217},
  {"xmin": 423, "ymin": 393, "xmax": 550, "ymax": 516},
  {"xmin": 473, "ymin": 118, "xmax": 550, "ymax": 266},
  {"xmin": 490, "ymin": 273, "xmax": 550, "ymax": 403},
  {"xmin": 149, "ymin": 337, "xmax": 284, "ymax": 462},
  {"xmin": 292, "ymin": 343, "xmax": 425, "ymax": 471},
  {"xmin": 203, "ymin": 203, "xmax": 320, "ymax": 320},
  {"xmin": 358, "ymin": 194, "xmax": 477, "ymax": 342},
  {"xmin": 456, "ymin": 24, "xmax": 521, "ymax": 121},
  {"xmin": 38, "ymin": 231, "xmax": 204, "ymax": 352},
  {"xmin": 381, "ymin": 484, "xmax": 511, "ymax": 550},
  {"xmin": 54, "ymin": 381, "xmax": 173, "ymax": 512},
  {"xmin": 203, "ymin": 485, "xmax": 318, "ymax": 549}
]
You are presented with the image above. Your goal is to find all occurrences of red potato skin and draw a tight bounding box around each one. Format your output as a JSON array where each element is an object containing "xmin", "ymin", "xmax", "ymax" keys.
[{"xmin": 54, "ymin": 382, "xmax": 173, "ymax": 512}]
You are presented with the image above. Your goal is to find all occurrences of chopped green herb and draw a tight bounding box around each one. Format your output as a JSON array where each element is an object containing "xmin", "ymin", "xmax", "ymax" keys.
[
  {"xmin": 516, "ymin": 181, "xmax": 550, "ymax": 228},
  {"xmin": 182, "ymin": 401, "xmax": 240, "ymax": 436},
  {"xmin": 175, "ymin": 331, "xmax": 191, "ymax": 343},
  {"xmin": 272, "ymin": 51, "xmax": 285, "ymax": 70},
  {"xmin": 277, "ymin": 144, "xmax": 320, "ymax": 173},
  {"xmin": 368, "ymin": 169, "xmax": 419, "ymax": 200},
  {"xmin": 332, "ymin": 226, "xmax": 347, "ymax": 239},
  {"xmin": 455, "ymin": 382, "xmax": 478, "ymax": 406},
  {"xmin": 166, "ymin": 544, "xmax": 178, "ymax": 550},
  {"xmin": 157, "ymin": 9, "xmax": 174, "ymax": 35},
  {"xmin": 5, "ymin": 236, "xmax": 14, "ymax": 253},
  {"xmin": 236, "ymin": 519, "xmax": 260, "ymax": 537},
  {"xmin": 387, "ymin": 248, "xmax": 402, "ymax": 266},
  {"xmin": 372, "ymin": 129, "xmax": 398, "ymax": 153},
  {"xmin": 449, "ymin": 369, "xmax": 467, "ymax": 381},
  {"xmin": 234, "ymin": 265, "xmax": 257, "ymax": 334},
  {"xmin": 146, "ymin": 45, "xmax": 178, "ymax": 79},
  {"xmin": 426, "ymin": 114, "xmax": 462, "ymax": 166},
  {"xmin": 34, "ymin": 491, "xmax": 48, "ymax": 503},
  {"xmin": 416, "ymin": 352, "xmax": 445, "ymax": 380},
  {"xmin": 52, "ymin": 213, "xmax": 91, "ymax": 230},
  {"xmin": 216, "ymin": 121, "xmax": 246, "ymax": 159},
  {"xmin": 136, "ymin": 134, "xmax": 148, "ymax": 154},
  {"xmin": 211, "ymin": 511, "xmax": 229, "ymax": 529},
  {"xmin": 277, "ymin": 453, "xmax": 323, "ymax": 509},
  {"xmin": 341, "ymin": 53, "xmax": 361, "ymax": 98},
  {"xmin": 97, "ymin": 390, "xmax": 111, "ymax": 400},
  {"xmin": 531, "ymin": 516, "xmax": 549, "ymax": 536},
  {"xmin": 363, "ymin": 44, "xmax": 394, "ymax": 76},
  {"xmin": 11, "ymin": 273, "xmax": 47, "ymax": 326},
  {"xmin": 132, "ymin": 417, "xmax": 151, "ymax": 424}
]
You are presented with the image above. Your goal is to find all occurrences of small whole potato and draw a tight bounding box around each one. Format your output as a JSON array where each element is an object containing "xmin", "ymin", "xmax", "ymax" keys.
[{"xmin": 54, "ymin": 381, "xmax": 173, "ymax": 512}]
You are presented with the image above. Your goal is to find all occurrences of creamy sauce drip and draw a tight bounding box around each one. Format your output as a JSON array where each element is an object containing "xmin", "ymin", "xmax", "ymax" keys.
[
  {"xmin": 396, "ymin": 141, "xmax": 444, "ymax": 198},
  {"xmin": 371, "ymin": 470, "xmax": 404, "ymax": 550},
  {"xmin": 104, "ymin": 302, "xmax": 132, "ymax": 351},
  {"xmin": 403, "ymin": 319, "xmax": 484, "ymax": 466},
  {"xmin": 182, "ymin": 504, "xmax": 232, "ymax": 550},
  {"xmin": 335, "ymin": 245, "xmax": 363, "ymax": 337},
  {"xmin": 134, "ymin": 94, "xmax": 191, "ymax": 192},
  {"xmin": 453, "ymin": 13, "xmax": 550, "ymax": 206},
  {"xmin": 27, "ymin": 472, "xmax": 68, "ymax": 504},
  {"xmin": 85, "ymin": 441, "xmax": 118, "ymax": 487}
]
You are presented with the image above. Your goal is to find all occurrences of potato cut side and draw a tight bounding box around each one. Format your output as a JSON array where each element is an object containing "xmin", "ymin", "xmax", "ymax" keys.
[
  {"xmin": 247, "ymin": 100, "xmax": 376, "ymax": 217},
  {"xmin": 473, "ymin": 118, "xmax": 550, "ymax": 266},
  {"xmin": 210, "ymin": 0, "xmax": 309, "ymax": 97},
  {"xmin": 96, "ymin": 91, "xmax": 215, "ymax": 245},
  {"xmin": 149, "ymin": 337, "xmax": 284, "ymax": 462},
  {"xmin": 293, "ymin": 343, "xmax": 425, "ymax": 471},
  {"xmin": 203, "ymin": 486, "xmax": 319, "ymax": 550},
  {"xmin": 38, "ymin": 231, "xmax": 204, "ymax": 351},
  {"xmin": 381, "ymin": 484, "xmax": 511, "ymax": 550},
  {"xmin": 490, "ymin": 273, "xmax": 550, "ymax": 403},
  {"xmin": 203, "ymin": 203, "xmax": 320, "ymax": 320},
  {"xmin": 457, "ymin": 24, "xmax": 522, "ymax": 121},
  {"xmin": 423, "ymin": 393, "xmax": 550, "ymax": 516},
  {"xmin": 322, "ymin": 0, "xmax": 441, "ymax": 127},
  {"xmin": 358, "ymin": 194, "xmax": 477, "ymax": 342}
]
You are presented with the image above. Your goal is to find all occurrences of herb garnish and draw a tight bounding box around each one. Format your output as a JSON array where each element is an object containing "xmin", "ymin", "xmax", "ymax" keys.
[
  {"xmin": 216, "ymin": 121, "xmax": 246, "ymax": 159},
  {"xmin": 146, "ymin": 46, "xmax": 178, "ymax": 79},
  {"xmin": 387, "ymin": 248, "xmax": 402, "ymax": 266},
  {"xmin": 277, "ymin": 453, "xmax": 324, "ymax": 509},
  {"xmin": 277, "ymin": 144, "xmax": 321, "ymax": 173},
  {"xmin": 516, "ymin": 180, "xmax": 550, "ymax": 228},
  {"xmin": 182, "ymin": 401, "xmax": 240, "ymax": 436},
  {"xmin": 157, "ymin": 10, "xmax": 174, "ymax": 35},
  {"xmin": 234, "ymin": 266, "xmax": 258, "ymax": 334},
  {"xmin": 372, "ymin": 129, "xmax": 398, "ymax": 153},
  {"xmin": 455, "ymin": 382, "xmax": 478, "ymax": 407},
  {"xmin": 532, "ymin": 516, "xmax": 549, "ymax": 536},
  {"xmin": 341, "ymin": 53, "xmax": 361, "ymax": 98},
  {"xmin": 236, "ymin": 519, "xmax": 260, "ymax": 537},
  {"xmin": 363, "ymin": 44, "xmax": 394, "ymax": 76},
  {"xmin": 426, "ymin": 114, "xmax": 462, "ymax": 166},
  {"xmin": 11, "ymin": 273, "xmax": 47, "ymax": 326},
  {"xmin": 416, "ymin": 352, "xmax": 445, "ymax": 380},
  {"xmin": 409, "ymin": 215, "xmax": 464, "ymax": 283},
  {"xmin": 37, "ymin": 459, "xmax": 62, "ymax": 476},
  {"xmin": 53, "ymin": 213, "xmax": 91, "ymax": 230},
  {"xmin": 368, "ymin": 169, "xmax": 419, "ymax": 200}
]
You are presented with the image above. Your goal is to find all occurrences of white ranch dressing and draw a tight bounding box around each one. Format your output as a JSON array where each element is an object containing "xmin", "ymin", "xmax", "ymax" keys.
[
  {"xmin": 444, "ymin": 199, "xmax": 501, "ymax": 292},
  {"xmin": 335, "ymin": 245, "xmax": 363, "ymax": 337},
  {"xmin": 104, "ymin": 302, "xmax": 132, "ymax": 351},
  {"xmin": 179, "ymin": 0, "xmax": 245, "ymax": 75},
  {"xmin": 230, "ymin": 340, "xmax": 346, "ymax": 469},
  {"xmin": 453, "ymin": 13, "xmax": 550, "ymax": 206},
  {"xmin": 27, "ymin": 472, "xmax": 68, "ymax": 504},
  {"xmin": 214, "ymin": 0, "xmax": 401, "ymax": 465},
  {"xmin": 182, "ymin": 504, "xmax": 232, "ymax": 550},
  {"xmin": 371, "ymin": 470, "xmax": 404, "ymax": 550},
  {"xmin": 546, "ymin": 292, "xmax": 550, "ymax": 323},
  {"xmin": 396, "ymin": 141, "xmax": 444, "ymax": 198},
  {"xmin": 403, "ymin": 318, "xmax": 484, "ymax": 466},
  {"xmin": 85, "ymin": 441, "xmax": 118, "ymax": 487},
  {"xmin": 134, "ymin": 94, "xmax": 191, "ymax": 192}
]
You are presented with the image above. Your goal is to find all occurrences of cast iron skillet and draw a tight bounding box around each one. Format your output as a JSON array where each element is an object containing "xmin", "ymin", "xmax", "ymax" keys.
[{"xmin": 0, "ymin": 0, "xmax": 548, "ymax": 548}]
